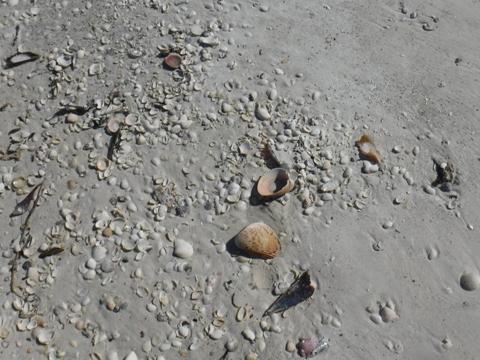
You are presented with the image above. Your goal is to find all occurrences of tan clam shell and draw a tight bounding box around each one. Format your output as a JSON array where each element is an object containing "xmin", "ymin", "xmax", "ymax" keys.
[
  {"xmin": 96, "ymin": 157, "xmax": 110, "ymax": 171},
  {"xmin": 235, "ymin": 222, "xmax": 280, "ymax": 259},
  {"xmin": 257, "ymin": 168, "xmax": 295, "ymax": 197}
]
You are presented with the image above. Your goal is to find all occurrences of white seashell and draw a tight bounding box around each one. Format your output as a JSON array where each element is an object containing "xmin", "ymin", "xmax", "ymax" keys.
[
  {"xmin": 238, "ymin": 141, "xmax": 251, "ymax": 155},
  {"xmin": 199, "ymin": 35, "xmax": 220, "ymax": 47},
  {"xmin": 89, "ymin": 63, "xmax": 102, "ymax": 76},
  {"xmin": 36, "ymin": 329, "xmax": 55, "ymax": 344},
  {"xmin": 379, "ymin": 306, "xmax": 398, "ymax": 323},
  {"xmin": 124, "ymin": 351, "xmax": 138, "ymax": 360},
  {"xmin": 56, "ymin": 55, "xmax": 72, "ymax": 67},
  {"xmin": 257, "ymin": 168, "xmax": 295, "ymax": 197},
  {"xmin": 96, "ymin": 157, "xmax": 110, "ymax": 171},
  {"xmin": 242, "ymin": 328, "xmax": 256, "ymax": 342},
  {"xmin": 92, "ymin": 246, "xmax": 107, "ymax": 261},
  {"xmin": 27, "ymin": 320, "xmax": 37, "ymax": 331},
  {"xmin": 174, "ymin": 239, "xmax": 194, "ymax": 259},
  {"xmin": 121, "ymin": 239, "xmax": 136, "ymax": 251},
  {"xmin": 255, "ymin": 107, "xmax": 271, "ymax": 121},
  {"xmin": 86, "ymin": 258, "xmax": 97, "ymax": 269},
  {"xmin": 16, "ymin": 319, "xmax": 28, "ymax": 331},
  {"xmin": 320, "ymin": 180, "xmax": 339, "ymax": 193},
  {"xmin": 235, "ymin": 222, "xmax": 280, "ymax": 259},
  {"xmin": 105, "ymin": 351, "xmax": 119, "ymax": 360},
  {"xmin": 83, "ymin": 270, "xmax": 96, "ymax": 280}
]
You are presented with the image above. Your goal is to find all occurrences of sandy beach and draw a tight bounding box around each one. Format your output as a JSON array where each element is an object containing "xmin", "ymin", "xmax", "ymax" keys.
[{"xmin": 1, "ymin": 0, "xmax": 480, "ymax": 359}]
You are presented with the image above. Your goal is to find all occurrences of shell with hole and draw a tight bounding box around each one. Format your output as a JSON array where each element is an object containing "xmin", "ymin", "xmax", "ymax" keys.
[
  {"xmin": 235, "ymin": 222, "xmax": 280, "ymax": 259},
  {"xmin": 257, "ymin": 168, "xmax": 295, "ymax": 197}
]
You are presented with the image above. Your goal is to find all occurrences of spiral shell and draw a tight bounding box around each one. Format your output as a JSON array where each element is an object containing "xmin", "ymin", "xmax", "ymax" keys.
[
  {"xmin": 235, "ymin": 222, "xmax": 280, "ymax": 259},
  {"xmin": 257, "ymin": 168, "xmax": 295, "ymax": 197}
]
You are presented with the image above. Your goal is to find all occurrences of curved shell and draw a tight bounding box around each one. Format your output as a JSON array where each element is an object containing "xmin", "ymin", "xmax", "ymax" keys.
[
  {"xmin": 257, "ymin": 168, "xmax": 295, "ymax": 197},
  {"xmin": 107, "ymin": 118, "xmax": 121, "ymax": 133},
  {"xmin": 235, "ymin": 222, "xmax": 280, "ymax": 259},
  {"xmin": 357, "ymin": 134, "xmax": 381, "ymax": 163},
  {"xmin": 165, "ymin": 53, "xmax": 182, "ymax": 69},
  {"xmin": 96, "ymin": 157, "xmax": 110, "ymax": 171}
]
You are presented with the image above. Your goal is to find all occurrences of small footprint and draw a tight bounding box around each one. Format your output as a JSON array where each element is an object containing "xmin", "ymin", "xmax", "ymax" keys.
[
  {"xmin": 367, "ymin": 300, "xmax": 399, "ymax": 324},
  {"xmin": 425, "ymin": 245, "xmax": 440, "ymax": 260},
  {"xmin": 384, "ymin": 338, "xmax": 404, "ymax": 354}
]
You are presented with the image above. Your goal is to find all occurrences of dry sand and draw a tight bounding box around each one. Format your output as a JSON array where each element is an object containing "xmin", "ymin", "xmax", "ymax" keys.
[{"xmin": 1, "ymin": 0, "xmax": 480, "ymax": 359}]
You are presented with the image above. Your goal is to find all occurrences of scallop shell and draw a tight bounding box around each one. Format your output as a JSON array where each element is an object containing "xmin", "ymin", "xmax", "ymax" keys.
[
  {"xmin": 165, "ymin": 53, "xmax": 182, "ymax": 69},
  {"xmin": 257, "ymin": 168, "xmax": 295, "ymax": 197},
  {"xmin": 357, "ymin": 134, "xmax": 381, "ymax": 163},
  {"xmin": 235, "ymin": 222, "xmax": 280, "ymax": 259}
]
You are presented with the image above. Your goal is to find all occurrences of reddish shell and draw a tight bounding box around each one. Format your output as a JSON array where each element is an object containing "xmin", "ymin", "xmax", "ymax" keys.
[
  {"xmin": 164, "ymin": 53, "xmax": 182, "ymax": 69},
  {"xmin": 298, "ymin": 338, "xmax": 319, "ymax": 358},
  {"xmin": 257, "ymin": 168, "xmax": 295, "ymax": 197},
  {"xmin": 356, "ymin": 134, "xmax": 381, "ymax": 163},
  {"xmin": 235, "ymin": 222, "xmax": 280, "ymax": 259}
]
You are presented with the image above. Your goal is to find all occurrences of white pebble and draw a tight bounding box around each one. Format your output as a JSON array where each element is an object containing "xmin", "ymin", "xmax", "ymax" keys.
[
  {"xmin": 174, "ymin": 239, "xmax": 194, "ymax": 259},
  {"xmin": 255, "ymin": 107, "xmax": 271, "ymax": 121},
  {"xmin": 124, "ymin": 351, "xmax": 138, "ymax": 360}
]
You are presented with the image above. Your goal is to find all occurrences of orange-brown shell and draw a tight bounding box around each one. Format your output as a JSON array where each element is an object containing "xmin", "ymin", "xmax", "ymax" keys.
[
  {"xmin": 257, "ymin": 168, "xmax": 295, "ymax": 197},
  {"xmin": 356, "ymin": 134, "xmax": 381, "ymax": 163},
  {"xmin": 235, "ymin": 222, "xmax": 280, "ymax": 259}
]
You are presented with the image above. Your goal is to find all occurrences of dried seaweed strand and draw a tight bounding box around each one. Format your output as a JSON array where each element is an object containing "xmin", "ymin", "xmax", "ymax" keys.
[{"xmin": 9, "ymin": 182, "xmax": 44, "ymax": 298}]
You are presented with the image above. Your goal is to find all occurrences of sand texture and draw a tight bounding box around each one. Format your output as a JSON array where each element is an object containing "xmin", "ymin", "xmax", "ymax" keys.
[{"xmin": 1, "ymin": 0, "xmax": 480, "ymax": 359}]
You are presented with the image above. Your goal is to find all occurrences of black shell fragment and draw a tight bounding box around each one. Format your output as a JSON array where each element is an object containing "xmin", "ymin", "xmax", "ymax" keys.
[{"xmin": 263, "ymin": 271, "xmax": 315, "ymax": 317}]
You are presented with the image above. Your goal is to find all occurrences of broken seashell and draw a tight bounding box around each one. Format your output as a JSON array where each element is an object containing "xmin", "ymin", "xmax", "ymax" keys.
[
  {"xmin": 298, "ymin": 337, "xmax": 329, "ymax": 358},
  {"xmin": 356, "ymin": 134, "xmax": 381, "ymax": 163},
  {"xmin": 96, "ymin": 157, "xmax": 110, "ymax": 171},
  {"xmin": 257, "ymin": 168, "xmax": 295, "ymax": 197},
  {"xmin": 36, "ymin": 328, "xmax": 55, "ymax": 344},
  {"xmin": 164, "ymin": 53, "xmax": 182, "ymax": 69},
  {"xmin": 235, "ymin": 222, "xmax": 280, "ymax": 259},
  {"xmin": 263, "ymin": 271, "xmax": 315, "ymax": 316},
  {"xmin": 5, "ymin": 51, "xmax": 40, "ymax": 69}
]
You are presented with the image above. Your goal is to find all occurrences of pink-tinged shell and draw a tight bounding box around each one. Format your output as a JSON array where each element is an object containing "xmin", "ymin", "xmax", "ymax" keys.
[
  {"xmin": 257, "ymin": 168, "xmax": 295, "ymax": 197},
  {"xmin": 165, "ymin": 53, "xmax": 182, "ymax": 69},
  {"xmin": 235, "ymin": 222, "xmax": 280, "ymax": 259},
  {"xmin": 107, "ymin": 118, "xmax": 121, "ymax": 133},
  {"xmin": 298, "ymin": 338, "xmax": 319, "ymax": 358},
  {"xmin": 124, "ymin": 113, "xmax": 138, "ymax": 126},
  {"xmin": 357, "ymin": 134, "xmax": 381, "ymax": 163}
]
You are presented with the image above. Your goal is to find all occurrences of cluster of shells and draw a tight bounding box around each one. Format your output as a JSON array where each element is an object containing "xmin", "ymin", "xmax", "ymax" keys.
[{"xmin": 0, "ymin": 1, "xmax": 466, "ymax": 359}]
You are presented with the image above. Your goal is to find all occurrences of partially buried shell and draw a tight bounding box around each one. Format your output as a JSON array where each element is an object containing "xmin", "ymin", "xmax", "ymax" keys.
[
  {"xmin": 356, "ymin": 134, "xmax": 381, "ymax": 163},
  {"xmin": 165, "ymin": 53, "xmax": 182, "ymax": 69},
  {"xmin": 96, "ymin": 157, "xmax": 110, "ymax": 171},
  {"xmin": 235, "ymin": 222, "xmax": 280, "ymax": 259},
  {"xmin": 257, "ymin": 168, "xmax": 295, "ymax": 197}
]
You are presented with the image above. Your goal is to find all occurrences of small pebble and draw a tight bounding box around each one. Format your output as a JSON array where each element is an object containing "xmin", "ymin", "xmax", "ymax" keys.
[{"xmin": 174, "ymin": 239, "xmax": 194, "ymax": 259}]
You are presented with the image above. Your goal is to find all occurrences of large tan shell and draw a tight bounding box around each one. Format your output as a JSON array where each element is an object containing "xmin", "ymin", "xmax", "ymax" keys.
[
  {"xmin": 257, "ymin": 168, "xmax": 295, "ymax": 197},
  {"xmin": 235, "ymin": 222, "xmax": 280, "ymax": 259}
]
